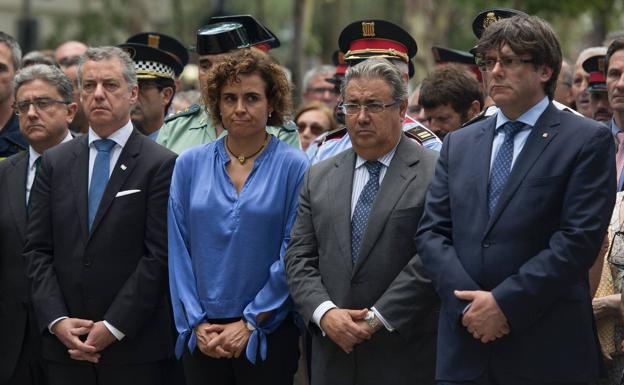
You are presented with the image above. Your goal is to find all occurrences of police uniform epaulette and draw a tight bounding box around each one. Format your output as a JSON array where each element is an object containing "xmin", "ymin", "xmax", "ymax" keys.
[
  {"xmin": 322, "ymin": 126, "xmax": 347, "ymax": 143},
  {"xmin": 461, "ymin": 109, "xmax": 489, "ymax": 128},
  {"xmin": 165, "ymin": 103, "xmax": 201, "ymax": 122},
  {"xmin": 404, "ymin": 125, "xmax": 436, "ymax": 143}
]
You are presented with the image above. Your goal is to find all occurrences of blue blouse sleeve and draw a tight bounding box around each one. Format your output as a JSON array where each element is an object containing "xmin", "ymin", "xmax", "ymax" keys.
[
  {"xmin": 168, "ymin": 157, "xmax": 207, "ymax": 358},
  {"xmin": 242, "ymin": 156, "xmax": 308, "ymax": 363}
]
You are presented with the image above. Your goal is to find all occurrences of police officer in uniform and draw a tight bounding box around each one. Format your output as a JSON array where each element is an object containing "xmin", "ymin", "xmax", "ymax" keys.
[
  {"xmin": 308, "ymin": 19, "xmax": 442, "ymax": 164},
  {"xmin": 119, "ymin": 32, "xmax": 189, "ymax": 140},
  {"xmin": 157, "ymin": 15, "xmax": 300, "ymax": 154},
  {"xmin": 582, "ymin": 53, "xmax": 612, "ymax": 123}
]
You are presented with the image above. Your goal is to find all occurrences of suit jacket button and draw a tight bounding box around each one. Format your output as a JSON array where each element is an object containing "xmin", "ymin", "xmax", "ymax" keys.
[
  {"xmin": 482, "ymin": 242, "xmax": 490, "ymax": 248},
  {"xmin": 83, "ymin": 260, "xmax": 92, "ymax": 267}
]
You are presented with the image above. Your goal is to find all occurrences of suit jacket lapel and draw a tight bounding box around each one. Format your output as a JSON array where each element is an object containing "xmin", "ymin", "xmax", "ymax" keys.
[
  {"xmin": 353, "ymin": 136, "xmax": 420, "ymax": 276},
  {"xmin": 484, "ymin": 104, "xmax": 560, "ymax": 235},
  {"xmin": 89, "ymin": 131, "xmax": 141, "ymax": 237},
  {"xmin": 71, "ymin": 136, "xmax": 90, "ymax": 242},
  {"xmin": 328, "ymin": 150, "xmax": 356, "ymax": 275},
  {"xmin": 473, "ymin": 119, "xmax": 496, "ymax": 222},
  {"xmin": 7, "ymin": 153, "xmax": 28, "ymax": 241}
]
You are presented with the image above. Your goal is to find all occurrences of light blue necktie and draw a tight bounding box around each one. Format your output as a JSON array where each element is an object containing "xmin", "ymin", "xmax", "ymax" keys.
[
  {"xmin": 351, "ymin": 160, "xmax": 383, "ymax": 264},
  {"xmin": 488, "ymin": 121, "xmax": 525, "ymax": 215},
  {"xmin": 88, "ymin": 139, "xmax": 115, "ymax": 231}
]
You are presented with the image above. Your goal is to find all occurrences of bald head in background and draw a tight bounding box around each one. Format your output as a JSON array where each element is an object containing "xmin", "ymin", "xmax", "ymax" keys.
[{"xmin": 54, "ymin": 41, "xmax": 88, "ymax": 68}]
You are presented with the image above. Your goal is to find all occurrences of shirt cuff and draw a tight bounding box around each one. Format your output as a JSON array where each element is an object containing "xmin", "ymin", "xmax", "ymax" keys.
[
  {"xmin": 103, "ymin": 320, "xmax": 125, "ymax": 341},
  {"xmin": 371, "ymin": 306, "xmax": 394, "ymax": 332},
  {"xmin": 48, "ymin": 316, "xmax": 69, "ymax": 334},
  {"xmin": 312, "ymin": 300, "xmax": 337, "ymax": 336}
]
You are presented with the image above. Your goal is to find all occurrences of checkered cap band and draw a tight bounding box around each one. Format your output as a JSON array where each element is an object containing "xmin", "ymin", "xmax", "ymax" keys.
[{"xmin": 134, "ymin": 60, "xmax": 175, "ymax": 79}]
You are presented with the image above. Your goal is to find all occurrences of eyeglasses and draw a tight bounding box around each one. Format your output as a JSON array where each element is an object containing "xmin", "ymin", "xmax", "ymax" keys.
[
  {"xmin": 297, "ymin": 121, "xmax": 326, "ymax": 136},
  {"xmin": 13, "ymin": 98, "xmax": 69, "ymax": 115},
  {"xmin": 608, "ymin": 231, "xmax": 624, "ymax": 271},
  {"xmin": 308, "ymin": 87, "xmax": 339, "ymax": 96},
  {"xmin": 138, "ymin": 80, "xmax": 164, "ymax": 92},
  {"xmin": 476, "ymin": 56, "xmax": 534, "ymax": 72},
  {"xmin": 341, "ymin": 100, "xmax": 400, "ymax": 115}
]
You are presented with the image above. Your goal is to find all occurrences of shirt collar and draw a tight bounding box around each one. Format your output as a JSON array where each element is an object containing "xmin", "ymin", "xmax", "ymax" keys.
[
  {"xmin": 29, "ymin": 130, "xmax": 73, "ymax": 170},
  {"xmin": 495, "ymin": 96, "xmax": 549, "ymax": 131},
  {"xmin": 355, "ymin": 138, "xmax": 400, "ymax": 170},
  {"xmin": 611, "ymin": 118, "xmax": 622, "ymax": 137},
  {"xmin": 88, "ymin": 120, "xmax": 133, "ymax": 149}
]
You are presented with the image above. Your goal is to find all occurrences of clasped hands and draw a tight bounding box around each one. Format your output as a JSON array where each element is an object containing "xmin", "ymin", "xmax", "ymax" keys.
[
  {"xmin": 455, "ymin": 290, "xmax": 510, "ymax": 343},
  {"xmin": 52, "ymin": 318, "xmax": 117, "ymax": 363},
  {"xmin": 320, "ymin": 308, "xmax": 375, "ymax": 354},
  {"xmin": 194, "ymin": 312, "xmax": 271, "ymax": 359}
]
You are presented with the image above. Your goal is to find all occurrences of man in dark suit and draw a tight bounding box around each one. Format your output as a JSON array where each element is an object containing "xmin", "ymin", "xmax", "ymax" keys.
[
  {"xmin": 416, "ymin": 15, "xmax": 615, "ymax": 385},
  {"xmin": 285, "ymin": 58, "xmax": 440, "ymax": 385},
  {"xmin": 0, "ymin": 64, "xmax": 76, "ymax": 385},
  {"xmin": 24, "ymin": 46, "xmax": 177, "ymax": 385}
]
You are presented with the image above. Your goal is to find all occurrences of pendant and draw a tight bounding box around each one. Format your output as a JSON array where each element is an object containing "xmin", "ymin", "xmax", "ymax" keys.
[{"xmin": 237, "ymin": 155, "xmax": 246, "ymax": 164}]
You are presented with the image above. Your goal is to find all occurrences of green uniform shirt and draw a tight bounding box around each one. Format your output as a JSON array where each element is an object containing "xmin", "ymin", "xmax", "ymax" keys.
[{"xmin": 157, "ymin": 104, "xmax": 301, "ymax": 154}]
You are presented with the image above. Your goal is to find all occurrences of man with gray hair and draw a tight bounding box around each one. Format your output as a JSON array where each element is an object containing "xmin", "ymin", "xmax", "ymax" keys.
[
  {"xmin": 24, "ymin": 46, "xmax": 177, "ymax": 384},
  {"xmin": 302, "ymin": 64, "xmax": 339, "ymax": 108},
  {"xmin": 0, "ymin": 31, "xmax": 28, "ymax": 159},
  {"xmin": 0, "ymin": 63, "xmax": 75, "ymax": 385},
  {"xmin": 285, "ymin": 58, "xmax": 439, "ymax": 385}
]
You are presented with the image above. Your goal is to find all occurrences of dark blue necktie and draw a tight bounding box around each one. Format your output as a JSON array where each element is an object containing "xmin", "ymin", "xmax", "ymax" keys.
[
  {"xmin": 488, "ymin": 121, "xmax": 525, "ymax": 215},
  {"xmin": 89, "ymin": 139, "xmax": 115, "ymax": 231},
  {"xmin": 351, "ymin": 160, "xmax": 383, "ymax": 264}
]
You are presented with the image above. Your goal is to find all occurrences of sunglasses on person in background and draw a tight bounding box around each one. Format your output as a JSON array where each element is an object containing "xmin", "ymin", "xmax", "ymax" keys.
[
  {"xmin": 13, "ymin": 98, "xmax": 70, "ymax": 115},
  {"xmin": 297, "ymin": 121, "xmax": 326, "ymax": 136}
]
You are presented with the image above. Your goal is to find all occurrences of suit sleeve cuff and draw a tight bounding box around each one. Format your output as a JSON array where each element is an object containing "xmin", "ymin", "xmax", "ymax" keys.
[
  {"xmin": 312, "ymin": 300, "xmax": 337, "ymax": 336},
  {"xmin": 371, "ymin": 306, "xmax": 394, "ymax": 332},
  {"xmin": 103, "ymin": 320, "xmax": 125, "ymax": 341},
  {"xmin": 48, "ymin": 316, "xmax": 69, "ymax": 334}
]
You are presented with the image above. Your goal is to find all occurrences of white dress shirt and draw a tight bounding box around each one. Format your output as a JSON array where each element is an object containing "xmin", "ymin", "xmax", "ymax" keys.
[
  {"xmin": 49, "ymin": 121, "xmax": 134, "ymax": 341},
  {"xmin": 26, "ymin": 131, "xmax": 73, "ymax": 203}
]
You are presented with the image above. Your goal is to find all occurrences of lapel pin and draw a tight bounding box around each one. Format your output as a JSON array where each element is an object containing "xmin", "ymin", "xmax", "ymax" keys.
[
  {"xmin": 542, "ymin": 133, "xmax": 548, "ymax": 138},
  {"xmin": 120, "ymin": 164, "xmax": 127, "ymax": 170}
]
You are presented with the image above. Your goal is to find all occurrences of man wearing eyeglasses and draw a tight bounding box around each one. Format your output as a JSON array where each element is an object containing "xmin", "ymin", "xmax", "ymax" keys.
[
  {"xmin": 302, "ymin": 65, "xmax": 340, "ymax": 109},
  {"xmin": 0, "ymin": 64, "xmax": 75, "ymax": 385},
  {"xmin": 285, "ymin": 58, "xmax": 439, "ymax": 385},
  {"xmin": 417, "ymin": 15, "xmax": 615, "ymax": 385},
  {"xmin": 23, "ymin": 46, "xmax": 177, "ymax": 385}
]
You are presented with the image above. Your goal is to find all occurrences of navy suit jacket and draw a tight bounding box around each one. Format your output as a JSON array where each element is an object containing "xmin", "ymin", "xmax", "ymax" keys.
[
  {"xmin": 416, "ymin": 103, "xmax": 616, "ymax": 382},
  {"xmin": 24, "ymin": 131, "xmax": 177, "ymax": 365}
]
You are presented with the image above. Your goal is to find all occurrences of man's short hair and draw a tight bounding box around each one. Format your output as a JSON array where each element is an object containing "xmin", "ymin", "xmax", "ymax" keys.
[
  {"xmin": 419, "ymin": 65, "xmax": 483, "ymax": 118},
  {"xmin": 303, "ymin": 65, "xmax": 335, "ymax": 91},
  {"xmin": 341, "ymin": 58, "xmax": 407, "ymax": 102},
  {"xmin": 476, "ymin": 15, "xmax": 562, "ymax": 100},
  {"xmin": 606, "ymin": 39, "xmax": 624, "ymax": 73},
  {"xmin": 14, "ymin": 64, "xmax": 73, "ymax": 102},
  {"xmin": 560, "ymin": 58, "xmax": 573, "ymax": 87},
  {"xmin": 0, "ymin": 31, "xmax": 22, "ymax": 71},
  {"xmin": 77, "ymin": 46, "xmax": 137, "ymax": 91},
  {"xmin": 20, "ymin": 51, "xmax": 58, "ymax": 69}
]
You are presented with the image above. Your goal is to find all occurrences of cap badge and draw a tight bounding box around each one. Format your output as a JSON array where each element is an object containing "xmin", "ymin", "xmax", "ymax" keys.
[
  {"xmin": 147, "ymin": 34, "xmax": 160, "ymax": 49},
  {"xmin": 362, "ymin": 22, "xmax": 375, "ymax": 38},
  {"xmin": 483, "ymin": 12, "xmax": 499, "ymax": 30}
]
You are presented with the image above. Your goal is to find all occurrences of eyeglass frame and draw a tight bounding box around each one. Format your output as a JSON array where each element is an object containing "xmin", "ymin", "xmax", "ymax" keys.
[
  {"xmin": 13, "ymin": 98, "xmax": 71, "ymax": 115},
  {"xmin": 607, "ymin": 230, "xmax": 624, "ymax": 271},
  {"xmin": 475, "ymin": 55, "xmax": 534, "ymax": 72},
  {"xmin": 340, "ymin": 100, "xmax": 401, "ymax": 115}
]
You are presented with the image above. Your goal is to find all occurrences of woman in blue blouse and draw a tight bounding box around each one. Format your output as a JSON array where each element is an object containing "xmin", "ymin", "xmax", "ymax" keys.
[{"xmin": 168, "ymin": 49, "xmax": 309, "ymax": 384}]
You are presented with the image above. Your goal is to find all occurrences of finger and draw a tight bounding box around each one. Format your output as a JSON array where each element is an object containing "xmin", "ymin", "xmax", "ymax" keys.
[
  {"xmin": 72, "ymin": 338, "xmax": 98, "ymax": 353},
  {"xmin": 454, "ymin": 290, "xmax": 476, "ymax": 300},
  {"xmin": 215, "ymin": 345, "xmax": 232, "ymax": 358},
  {"xmin": 347, "ymin": 322, "xmax": 372, "ymax": 340},
  {"xmin": 68, "ymin": 349, "xmax": 100, "ymax": 363},
  {"xmin": 346, "ymin": 309, "xmax": 369, "ymax": 320},
  {"xmin": 70, "ymin": 327, "xmax": 92, "ymax": 336},
  {"xmin": 72, "ymin": 319, "xmax": 95, "ymax": 328},
  {"xmin": 207, "ymin": 334, "xmax": 227, "ymax": 350},
  {"xmin": 203, "ymin": 324, "xmax": 226, "ymax": 333}
]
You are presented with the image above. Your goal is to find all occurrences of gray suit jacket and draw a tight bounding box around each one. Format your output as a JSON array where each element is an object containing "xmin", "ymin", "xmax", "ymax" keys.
[{"xmin": 285, "ymin": 135, "xmax": 440, "ymax": 385}]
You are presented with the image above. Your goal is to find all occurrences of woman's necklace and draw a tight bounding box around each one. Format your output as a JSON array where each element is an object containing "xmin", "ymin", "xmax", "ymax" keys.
[{"xmin": 225, "ymin": 132, "xmax": 269, "ymax": 165}]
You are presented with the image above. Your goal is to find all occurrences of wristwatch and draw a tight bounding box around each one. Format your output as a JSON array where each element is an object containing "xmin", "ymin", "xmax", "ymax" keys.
[{"xmin": 365, "ymin": 310, "xmax": 382, "ymax": 331}]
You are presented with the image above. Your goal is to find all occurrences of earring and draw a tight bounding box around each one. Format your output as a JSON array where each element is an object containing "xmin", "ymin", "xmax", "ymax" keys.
[{"xmin": 268, "ymin": 112, "xmax": 272, "ymax": 117}]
